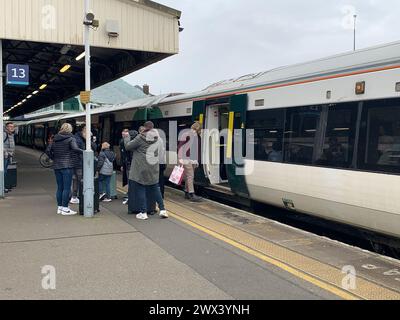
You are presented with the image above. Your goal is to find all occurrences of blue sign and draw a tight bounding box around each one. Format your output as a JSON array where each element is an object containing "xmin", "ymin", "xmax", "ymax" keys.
[{"xmin": 6, "ymin": 64, "xmax": 29, "ymax": 86}]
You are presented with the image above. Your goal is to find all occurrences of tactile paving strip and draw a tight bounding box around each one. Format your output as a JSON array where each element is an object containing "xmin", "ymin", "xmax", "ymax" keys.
[{"xmin": 165, "ymin": 199, "xmax": 400, "ymax": 300}]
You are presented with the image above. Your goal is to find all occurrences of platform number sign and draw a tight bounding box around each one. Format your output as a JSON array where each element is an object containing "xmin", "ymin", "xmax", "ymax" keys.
[{"xmin": 6, "ymin": 64, "xmax": 29, "ymax": 86}]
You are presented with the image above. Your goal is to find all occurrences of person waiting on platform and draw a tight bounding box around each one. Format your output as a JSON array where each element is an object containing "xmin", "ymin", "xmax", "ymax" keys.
[
  {"xmin": 45, "ymin": 123, "xmax": 83, "ymax": 216},
  {"xmin": 119, "ymin": 128, "xmax": 132, "ymax": 205},
  {"xmin": 70, "ymin": 124, "xmax": 97, "ymax": 204},
  {"xmin": 97, "ymin": 142, "xmax": 116, "ymax": 203},
  {"xmin": 3, "ymin": 122, "xmax": 16, "ymax": 194},
  {"xmin": 123, "ymin": 121, "xmax": 168, "ymax": 220},
  {"xmin": 178, "ymin": 122, "xmax": 202, "ymax": 202}
]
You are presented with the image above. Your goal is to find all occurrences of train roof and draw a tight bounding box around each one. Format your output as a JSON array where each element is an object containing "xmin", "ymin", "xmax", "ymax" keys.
[
  {"xmin": 19, "ymin": 41, "xmax": 400, "ymax": 123},
  {"xmin": 159, "ymin": 40, "xmax": 400, "ymax": 104}
]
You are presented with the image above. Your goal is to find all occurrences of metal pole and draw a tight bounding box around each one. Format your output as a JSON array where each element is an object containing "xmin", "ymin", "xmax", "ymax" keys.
[
  {"xmin": 353, "ymin": 15, "xmax": 357, "ymax": 51},
  {"xmin": 0, "ymin": 39, "xmax": 4, "ymax": 199},
  {"xmin": 83, "ymin": 0, "xmax": 94, "ymax": 217}
]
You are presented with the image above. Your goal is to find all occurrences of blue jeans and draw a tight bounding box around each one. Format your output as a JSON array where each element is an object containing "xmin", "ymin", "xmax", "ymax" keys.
[
  {"xmin": 99, "ymin": 174, "xmax": 111, "ymax": 198},
  {"xmin": 134, "ymin": 181, "xmax": 165, "ymax": 213},
  {"xmin": 54, "ymin": 169, "xmax": 73, "ymax": 207}
]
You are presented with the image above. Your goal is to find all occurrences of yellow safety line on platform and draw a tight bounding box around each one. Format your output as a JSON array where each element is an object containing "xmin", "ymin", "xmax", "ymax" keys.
[
  {"xmin": 116, "ymin": 187, "xmax": 400, "ymax": 300},
  {"xmin": 168, "ymin": 211, "xmax": 359, "ymax": 300}
]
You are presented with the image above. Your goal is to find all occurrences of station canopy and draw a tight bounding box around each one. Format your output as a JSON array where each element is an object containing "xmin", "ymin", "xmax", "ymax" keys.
[{"xmin": 0, "ymin": 0, "xmax": 181, "ymax": 117}]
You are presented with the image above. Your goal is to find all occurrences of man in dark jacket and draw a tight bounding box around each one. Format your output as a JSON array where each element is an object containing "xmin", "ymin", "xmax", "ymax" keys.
[
  {"xmin": 3, "ymin": 122, "xmax": 16, "ymax": 194},
  {"xmin": 119, "ymin": 128, "xmax": 132, "ymax": 205},
  {"xmin": 70, "ymin": 125, "xmax": 96, "ymax": 204}
]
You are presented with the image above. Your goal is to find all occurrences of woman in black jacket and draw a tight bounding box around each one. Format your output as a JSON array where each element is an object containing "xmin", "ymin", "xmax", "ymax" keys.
[{"xmin": 46, "ymin": 123, "xmax": 83, "ymax": 215}]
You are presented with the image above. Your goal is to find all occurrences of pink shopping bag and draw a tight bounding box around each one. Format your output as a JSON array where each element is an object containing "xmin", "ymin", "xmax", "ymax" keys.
[{"xmin": 169, "ymin": 165, "xmax": 185, "ymax": 185}]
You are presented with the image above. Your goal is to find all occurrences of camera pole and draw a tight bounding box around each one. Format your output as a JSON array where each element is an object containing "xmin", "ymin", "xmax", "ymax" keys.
[{"xmin": 83, "ymin": 0, "xmax": 94, "ymax": 217}]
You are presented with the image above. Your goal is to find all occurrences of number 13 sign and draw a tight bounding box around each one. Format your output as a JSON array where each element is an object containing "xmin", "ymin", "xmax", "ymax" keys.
[{"xmin": 6, "ymin": 64, "xmax": 29, "ymax": 86}]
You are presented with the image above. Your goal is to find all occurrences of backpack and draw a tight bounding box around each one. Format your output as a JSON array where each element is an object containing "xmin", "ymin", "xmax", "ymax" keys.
[{"xmin": 100, "ymin": 154, "xmax": 114, "ymax": 176}]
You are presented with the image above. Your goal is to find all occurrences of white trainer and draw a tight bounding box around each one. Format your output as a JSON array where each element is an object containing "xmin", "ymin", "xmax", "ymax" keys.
[
  {"xmin": 136, "ymin": 212, "xmax": 148, "ymax": 220},
  {"xmin": 61, "ymin": 207, "xmax": 77, "ymax": 216},
  {"xmin": 57, "ymin": 206, "xmax": 63, "ymax": 215},
  {"xmin": 70, "ymin": 197, "xmax": 80, "ymax": 204},
  {"xmin": 159, "ymin": 210, "xmax": 169, "ymax": 219}
]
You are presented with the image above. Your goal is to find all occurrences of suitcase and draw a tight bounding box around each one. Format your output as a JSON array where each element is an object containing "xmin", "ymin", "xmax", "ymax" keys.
[
  {"xmin": 5, "ymin": 162, "xmax": 17, "ymax": 189},
  {"xmin": 110, "ymin": 171, "xmax": 118, "ymax": 199},
  {"xmin": 78, "ymin": 177, "xmax": 100, "ymax": 215}
]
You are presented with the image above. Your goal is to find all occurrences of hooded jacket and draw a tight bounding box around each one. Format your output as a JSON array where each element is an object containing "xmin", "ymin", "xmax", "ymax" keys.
[
  {"xmin": 124, "ymin": 129, "xmax": 162, "ymax": 186},
  {"xmin": 72, "ymin": 132, "xmax": 97, "ymax": 169},
  {"xmin": 46, "ymin": 133, "xmax": 83, "ymax": 170}
]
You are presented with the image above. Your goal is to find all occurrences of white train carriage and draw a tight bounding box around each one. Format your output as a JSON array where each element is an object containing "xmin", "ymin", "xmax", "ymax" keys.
[{"xmin": 156, "ymin": 41, "xmax": 400, "ymax": 240}]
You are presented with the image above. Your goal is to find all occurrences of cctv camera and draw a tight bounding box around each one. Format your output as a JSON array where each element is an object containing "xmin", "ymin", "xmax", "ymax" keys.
[{"xmin": 86, "ymin": 11, "xmax": 95, "ymax": 21}]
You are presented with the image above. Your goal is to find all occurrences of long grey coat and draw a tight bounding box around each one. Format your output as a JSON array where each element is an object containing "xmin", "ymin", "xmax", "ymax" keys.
[{"xmin": 124, "ymin": 130, "xmax": 162, "ymax": 186}]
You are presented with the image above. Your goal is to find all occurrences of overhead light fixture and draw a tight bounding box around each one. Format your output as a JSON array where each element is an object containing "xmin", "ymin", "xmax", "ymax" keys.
[
  {"xmin": 33, "ymin": 90, "xmax": 39, "ymax": 95},
  {"xmin": 60, "ymin": 65, "xmax": 71, "ymax": 73},
  {"xmin": 40, "ymin": 84, "xmax": 47, "ymax": 90},
  {"xmin": 27, "ymin": 95, "xmax": 32, "ymax": 99},
  {"xmin": 17, "ymin": 102, "xmax": 22, "ymax": 106},
  {"xmin": 22, "ymin": 99, "xmax": 27, "ymax": 103},
  {"xmin": 75, "ymin": 52, "xmax": 85, "ymax": 61}
]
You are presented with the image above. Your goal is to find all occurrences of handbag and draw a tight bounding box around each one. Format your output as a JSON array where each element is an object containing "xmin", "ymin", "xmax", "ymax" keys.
[{"xmin": 168, "ymin": 165, "xmax": 185, "ymax": 186}]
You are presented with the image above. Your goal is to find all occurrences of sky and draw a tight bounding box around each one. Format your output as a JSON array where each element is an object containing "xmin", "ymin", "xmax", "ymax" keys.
[{"xmin": 124, "ymin": 0, "xmax": 400, "ymax": 95}]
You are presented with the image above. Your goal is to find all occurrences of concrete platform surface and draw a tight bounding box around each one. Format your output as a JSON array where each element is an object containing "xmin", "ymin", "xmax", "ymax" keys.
[{"xmin": 5, "ymin": 146, "xmax": 398, "ymax": 300}]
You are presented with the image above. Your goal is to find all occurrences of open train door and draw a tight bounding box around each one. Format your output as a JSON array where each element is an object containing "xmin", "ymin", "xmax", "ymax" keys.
[
  {"xmin": 226, "ymin": 94, "xmax": 250, "ymax": 198},
  {"xmin": 192, "ymin": 100, "xmax": 210, "ymax": 187},
  {"xmin": 201, "ymin": 94, "xmax": 250, "ymax": 198}
]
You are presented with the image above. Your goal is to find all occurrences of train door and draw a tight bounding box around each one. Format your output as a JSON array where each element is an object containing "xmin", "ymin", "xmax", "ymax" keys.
[
  {"xmin": 202, "ymin": 94, "xmax": 250, "ymax": 197},
  {"xmin": 204, "ymin": 104, "xmax": 230, "ymax": 185}
]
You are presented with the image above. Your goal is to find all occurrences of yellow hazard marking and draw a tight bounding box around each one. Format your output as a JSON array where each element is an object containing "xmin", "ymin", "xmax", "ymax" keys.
[
  {"xmin": 199, "ymin": 114, "xmax": 204, "ymax": 125},
  {"xmin": 226, "ymin": 112, "xmax": 234, "ymax": 159},
  {"xmin": 116, "ymin": 186, "xmax": 400, "ymax": 300}
]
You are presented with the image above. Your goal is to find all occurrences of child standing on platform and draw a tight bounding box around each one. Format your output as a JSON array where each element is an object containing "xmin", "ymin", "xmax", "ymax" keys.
[{"xmin": 97, "ymin": 142, "xmax": 116, "ymax": 203}]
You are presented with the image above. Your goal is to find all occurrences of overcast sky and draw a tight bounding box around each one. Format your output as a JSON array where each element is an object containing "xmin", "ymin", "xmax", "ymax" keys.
[{"xmin": 124, "ymin": 0, "xmax": 400, "ymax": 95}]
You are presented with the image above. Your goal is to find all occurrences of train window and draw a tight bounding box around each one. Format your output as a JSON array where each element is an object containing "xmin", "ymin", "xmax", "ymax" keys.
[
  {"xmin": 284, "ymin": 106, "xmax": 321, "ymax": 165},
  {"xmin": 359, "ymin": 99, "xmax": 400, "ymax": 173},
  {"xmin": 158, "ymin": 117, "xmax": 192, "ymax": 151},
  {"xmin": 315, "ymin": 103, "xmax": 358, "ymax": 168},
  {"xmin": 247, "ymin": 109, "xmax": 285, "ymax": 162}
]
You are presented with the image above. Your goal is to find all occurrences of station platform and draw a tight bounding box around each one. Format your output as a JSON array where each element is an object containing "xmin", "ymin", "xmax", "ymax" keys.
[{"xmin": 1, "ymin": 147, "xmax": 400, "ymax": 300}]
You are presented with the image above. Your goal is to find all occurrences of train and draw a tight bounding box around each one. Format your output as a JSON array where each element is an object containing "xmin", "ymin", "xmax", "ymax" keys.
[{"xmin": 15, "ymin": 40, "xmax": 400, "ymax": 252}]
